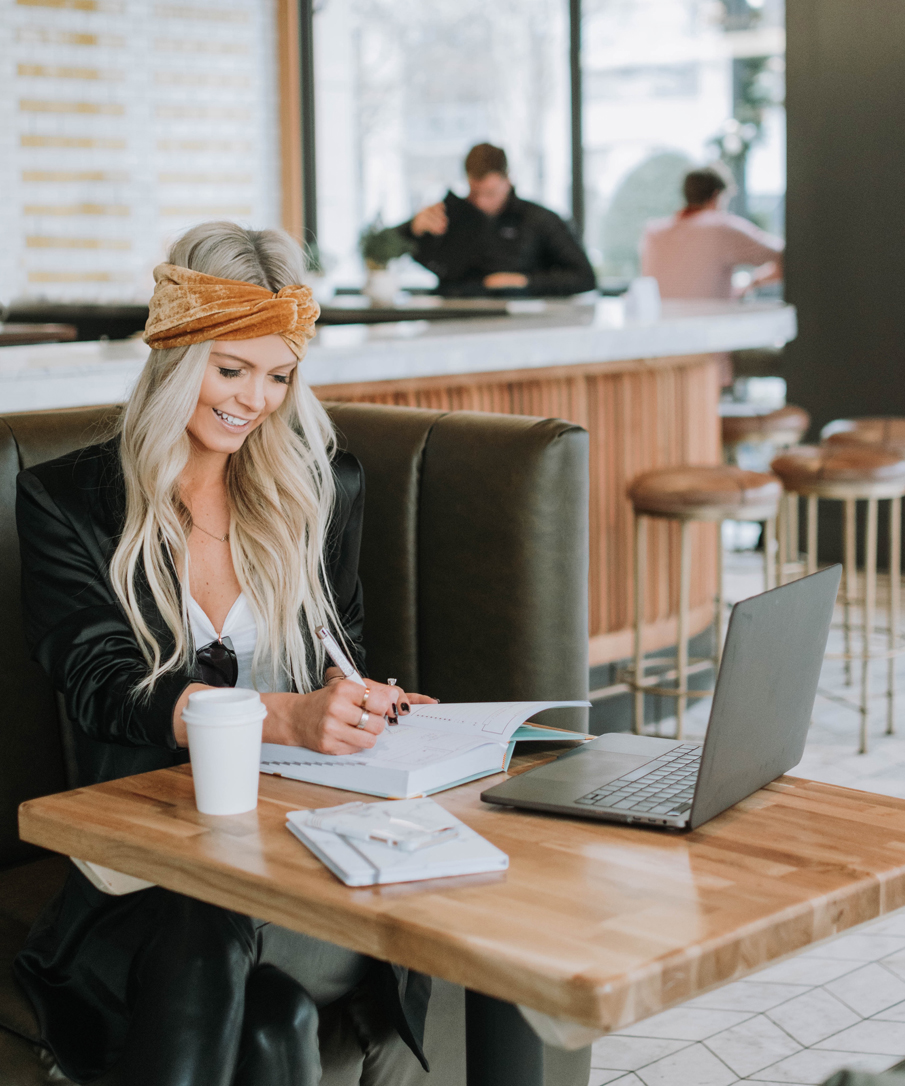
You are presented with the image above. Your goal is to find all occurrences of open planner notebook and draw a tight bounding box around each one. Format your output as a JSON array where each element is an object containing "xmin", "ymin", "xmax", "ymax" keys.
[{"xmin": 260, "ymin": 700, "xmax": 590, "ymax": 798}]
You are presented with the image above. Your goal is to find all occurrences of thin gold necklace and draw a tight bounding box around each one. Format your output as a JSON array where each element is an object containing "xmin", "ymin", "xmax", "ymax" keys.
[{"xmin": 192, "ymin": 522, "xmax": 229, "ymax": 543}]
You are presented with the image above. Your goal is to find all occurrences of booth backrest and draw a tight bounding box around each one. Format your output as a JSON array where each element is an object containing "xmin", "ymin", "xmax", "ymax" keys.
[{"xmin": 0, "ymin": 401, "xmax": 589, "ymax": 868}]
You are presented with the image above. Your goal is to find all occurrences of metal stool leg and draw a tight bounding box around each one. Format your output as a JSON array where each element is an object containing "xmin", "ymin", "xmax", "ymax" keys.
[
  {"xmin": 676, "ymin": 519, "xmax": 692, "ymax": 740},
  {"xmin": 861, "ymin": 497, "xmax": 878, "ymax": 754},
  {"xmin": 807, "ymin": 495, "xmax": 818, "ymax": 576},
  {"xmin": 777, "ymin": 496, "xmax": 788, "ymax": 587},
  {"xmin": 715, "ymin": 520, "xmax": 724, "ymax": 669},
  {"xmin": 789, "ymin": 492, "xmax": 799, "ymax": 575},
  {"xmin": 844, "ymin": 498, "xmax": 856, "ymax": 687},
  {"xmin": 633, "ymin": 514, "xmax": 646, "ymax": 735},
  {"xmin": 764, "ymin": 516, "xmax": 777, "ymax": 591},
  {"xmin": 889, "ymin": 496, "xmax": 901, "ymax": 735}
]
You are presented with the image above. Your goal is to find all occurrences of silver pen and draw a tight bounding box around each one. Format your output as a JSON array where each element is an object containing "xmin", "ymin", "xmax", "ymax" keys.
[
  {"xmin": 316, "ymin": 626, "xmax": 367, "ymax": 687},
  {"xmin": 316, "ymin": 627, "xmax": 396, "ymax": 730}
]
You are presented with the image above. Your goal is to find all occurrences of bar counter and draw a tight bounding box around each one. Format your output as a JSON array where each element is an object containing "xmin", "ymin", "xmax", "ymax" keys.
[{"xmin": 0, "ymin": 298, "xmax": 796, "ymax": 670}]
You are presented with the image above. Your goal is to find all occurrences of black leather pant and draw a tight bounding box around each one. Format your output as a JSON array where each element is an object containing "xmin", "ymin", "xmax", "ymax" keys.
[{"xmin": 117, "ymin": 895, "xmax": 336, "ymax": 1086}]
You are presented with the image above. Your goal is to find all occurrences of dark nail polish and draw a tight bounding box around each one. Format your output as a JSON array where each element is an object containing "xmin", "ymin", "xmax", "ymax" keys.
[
  {"xmin": 401, "ymin": 702, "xmax": 410, "ymax": 713},
  {"xmin": 388, "ymin": 714, "xmax": 398, "ymax": 725}
]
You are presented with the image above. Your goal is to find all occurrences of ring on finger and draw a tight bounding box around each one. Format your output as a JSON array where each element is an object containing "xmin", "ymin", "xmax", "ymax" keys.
[
  {"xmin": 361, "ymin": 687, "xmax": 370, "ymax": 707},
  {"xmin": 356, "ymin": 710, "xmax": 370, "ymax": 730}
]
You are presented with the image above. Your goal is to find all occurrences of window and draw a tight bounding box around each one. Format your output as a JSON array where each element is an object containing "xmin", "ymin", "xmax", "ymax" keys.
[
  {"xmin": 581, "ymin": 0, "xmax": 785, "ymax": 281},
  {"xmin": 0, "ymin": 0, "xmax": 281, "ymax": 304},
  {"xmin": 312, "ymin": 0, "xmax": 570, "ymax": 287}
]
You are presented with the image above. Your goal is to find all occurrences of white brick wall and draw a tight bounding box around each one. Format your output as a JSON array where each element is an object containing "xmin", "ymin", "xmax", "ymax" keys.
[{"xmin": 0, "ymin": 0, "xmax": 282, "ymax": 305}]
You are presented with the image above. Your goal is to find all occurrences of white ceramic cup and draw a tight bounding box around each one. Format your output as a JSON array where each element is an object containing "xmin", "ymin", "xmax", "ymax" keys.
[
  {"xmin": 623, "ymin": 276, "xmax": 662, "ymax": 324},
  {"xmin": 182, "ymin": 688, "xmax": 267, "ymax": 815}
]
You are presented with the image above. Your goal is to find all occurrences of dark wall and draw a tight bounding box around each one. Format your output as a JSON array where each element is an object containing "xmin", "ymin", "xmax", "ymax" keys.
[{"xmin": 785, "ymin": 0, "xmax": 905, "ymax": 436}]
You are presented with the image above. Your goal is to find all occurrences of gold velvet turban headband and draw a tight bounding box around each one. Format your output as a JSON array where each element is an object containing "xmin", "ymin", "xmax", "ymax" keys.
[{"xmin": 143, "ymin": 264, "xmax": 320, "ymax": 360}]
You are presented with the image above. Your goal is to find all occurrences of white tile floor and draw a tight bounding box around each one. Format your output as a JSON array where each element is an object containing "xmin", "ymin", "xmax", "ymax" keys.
[{"xmin": 588, "ymin": 553, "xmax": 905, "ymax": 1086}]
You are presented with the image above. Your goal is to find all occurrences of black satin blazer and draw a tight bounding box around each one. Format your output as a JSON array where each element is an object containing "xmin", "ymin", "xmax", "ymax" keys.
[
  {"xmin": 14, "ymin": 438, "xmax": 429, "ymax": 1082},
  {"xmin": 16, "ymin": 436, "xmax": 367, "ymax": 788}
]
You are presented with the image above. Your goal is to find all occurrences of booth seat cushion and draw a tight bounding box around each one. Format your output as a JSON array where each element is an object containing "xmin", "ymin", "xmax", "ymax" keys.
[
  {"xmin": 0, "ymin": 1032, "xmax": 119, "ymax": 1086},
  {"xmin": 0, "ymin": 856, "xmax": 104, "ymax": 1086},
  {"xmin": 0, "ymin": 912, "xmax": 40, "ymax": 1047}
]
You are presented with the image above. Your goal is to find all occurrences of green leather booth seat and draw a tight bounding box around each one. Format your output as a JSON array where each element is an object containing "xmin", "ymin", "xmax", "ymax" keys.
[{"xmin": 0, "ymin": 401, "xmax": 590, "ymax": 1084}]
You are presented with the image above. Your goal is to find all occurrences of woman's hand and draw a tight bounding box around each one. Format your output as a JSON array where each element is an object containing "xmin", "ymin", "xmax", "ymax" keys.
[{"xmin": 261, "ymin": 680, "xmax": 437, "ymax": 755}]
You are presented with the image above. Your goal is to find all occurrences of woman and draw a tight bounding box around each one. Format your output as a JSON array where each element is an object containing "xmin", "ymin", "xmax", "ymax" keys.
[{"xmin": 15, "ymin": 222, "xmax": 435, "ymax": 1086}]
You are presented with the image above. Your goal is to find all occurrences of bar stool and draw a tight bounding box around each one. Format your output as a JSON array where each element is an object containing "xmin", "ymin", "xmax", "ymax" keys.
[
  {"xmin": 770, "ymin": 445, "xmax": 905, "ymax": 752},
  {"xmin": 822, "ymin": 417, "xmax": 905, "ymax": 451},
  {"xmin": 721, "ymin": 405, "xmax": 810, "ymax": 577},
  {"xmin": 721, "ymin": 404, "xmax": 811, "ymax": 466},
  {"xmin": 627, "ymin": 466, "xmax": 782, "ymax": 738},
  {"xmin": 820, "ymin": 418, "xmax": 905, "ymax": 743}
]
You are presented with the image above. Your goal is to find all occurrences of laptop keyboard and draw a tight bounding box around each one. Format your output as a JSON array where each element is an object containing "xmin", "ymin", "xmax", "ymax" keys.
[{"xmin": 574, "ymin": 743, "xmax": 702, "ymax": 817}]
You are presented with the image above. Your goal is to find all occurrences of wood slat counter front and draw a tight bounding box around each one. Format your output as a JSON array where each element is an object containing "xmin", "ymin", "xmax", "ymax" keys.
[
  {"xmin": 18, "ymin": 759, "xmax": 905, "ymax": 1032},
  {"xmin": 314, "ymin": 351, "xmax": 722, "ymax": 668}
]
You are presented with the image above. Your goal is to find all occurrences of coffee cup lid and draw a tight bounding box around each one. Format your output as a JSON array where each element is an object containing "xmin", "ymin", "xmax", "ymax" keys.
[{"xmin": 182, "ymin": 687, "xmax": 267, "ymax": 726}]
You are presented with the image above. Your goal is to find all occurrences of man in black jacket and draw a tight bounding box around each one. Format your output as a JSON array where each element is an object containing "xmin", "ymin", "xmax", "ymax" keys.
[{"xmin": 398, "ymin": 143, "xmax": 596, "ymax": 297}]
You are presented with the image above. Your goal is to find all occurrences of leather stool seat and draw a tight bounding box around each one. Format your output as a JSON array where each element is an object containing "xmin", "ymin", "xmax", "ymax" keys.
[
  {"xmin": 822, "ymin": 417, "xmax": 905, "ymax": 452},
  {"xmin": 628, "ymin": 465, "xmax": 782, "ymax": 521},
  {"xmin": 771, "ymin": 445, "xmax": 905, "ymax": 498},
  {"xmin": 721, "ymin": 404, "xmax": 810, "ymax": 447}
]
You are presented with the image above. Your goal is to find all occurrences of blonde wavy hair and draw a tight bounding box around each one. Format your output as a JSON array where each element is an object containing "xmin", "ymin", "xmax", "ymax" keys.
[{"xmin": 110, "ymin": 221, "xmax": 341, "ymax": 694}]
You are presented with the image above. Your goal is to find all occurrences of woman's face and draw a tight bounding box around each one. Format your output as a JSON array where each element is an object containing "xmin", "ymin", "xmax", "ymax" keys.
[{"xmin": 187, "ymin": 335, "xmax": 298, "ymax": 456}]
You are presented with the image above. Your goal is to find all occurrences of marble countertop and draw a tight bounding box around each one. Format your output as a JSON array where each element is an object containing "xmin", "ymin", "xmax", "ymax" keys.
[{"xmin": 0, "ymin": 299, "xmax": 796, "ymax": 415}]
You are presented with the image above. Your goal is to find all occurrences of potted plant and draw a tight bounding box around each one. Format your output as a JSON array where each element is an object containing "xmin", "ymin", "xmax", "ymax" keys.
[{"xmin": 359, "ymin": 217, "xmax": 415, "ymax": 305}]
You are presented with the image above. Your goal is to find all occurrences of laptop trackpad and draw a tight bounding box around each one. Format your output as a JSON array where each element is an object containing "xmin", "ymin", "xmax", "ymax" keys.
[
  {"xmin": 531, "ymin": 749, "xmax": 651, "ymax": 787},
  {"xmin": 487, "ymin": 748, "xmax": 653, "ymax": 805}
]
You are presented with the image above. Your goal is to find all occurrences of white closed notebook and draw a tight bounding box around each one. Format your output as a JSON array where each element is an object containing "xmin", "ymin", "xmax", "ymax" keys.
[{"xmin": 286, "ymin": 797, "xmax": 509, "ymax": 887}]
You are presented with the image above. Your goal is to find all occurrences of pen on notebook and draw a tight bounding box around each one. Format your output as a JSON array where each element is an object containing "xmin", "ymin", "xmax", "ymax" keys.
[
  {"xmin": 316, "ymin": 626, "xmax": 397, "ymax": 731},
  {"xmin": 316, "ymin": 626, "xmax": 367, "ymax": 686}
]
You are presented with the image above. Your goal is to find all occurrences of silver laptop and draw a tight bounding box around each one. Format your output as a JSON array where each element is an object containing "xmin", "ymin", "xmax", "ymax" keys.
[{"xmin": 482, "ymin": 566, "xmax": 841, "ymax": 831}]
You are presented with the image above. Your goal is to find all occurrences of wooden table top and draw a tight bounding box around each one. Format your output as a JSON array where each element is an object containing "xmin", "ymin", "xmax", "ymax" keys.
[{"xmin": 18, "ymin": 758, "xmax": 905, "ymax": 1031}]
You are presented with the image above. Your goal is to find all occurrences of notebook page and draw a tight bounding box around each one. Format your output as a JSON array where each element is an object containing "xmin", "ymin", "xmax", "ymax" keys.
[
  {"xmin": 404, "ymin": 701, "xmax": 590, "ymax": 741},
  {"xmin": 260, "ymin": 702, "xmax": 591, "ymax": 779},
  {"xmin": 261, "ymin": 722, "xmax": 495, "ymax": 776}
]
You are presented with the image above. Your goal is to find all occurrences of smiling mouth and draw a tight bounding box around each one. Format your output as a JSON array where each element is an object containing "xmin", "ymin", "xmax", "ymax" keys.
[{"xmin": 213, "ymin": 407, "xmax": 253, "ymax": 430}]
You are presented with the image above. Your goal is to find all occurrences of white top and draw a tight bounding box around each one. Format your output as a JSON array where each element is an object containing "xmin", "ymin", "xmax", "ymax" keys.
[
  {"xmin": 187, "ymin": 591, "xmax": 290, "ymax": 694},
  {"xmin": 641, "ymin": 210, "xmax": 784, "ymax": 300}
]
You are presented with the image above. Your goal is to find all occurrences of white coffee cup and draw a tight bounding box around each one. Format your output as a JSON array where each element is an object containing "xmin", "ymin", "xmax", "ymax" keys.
[
  {"xmin": 623, "ymin": 276, "xmax": 662, "ymax": 324},
  {"xmin": 182, "ymin": 688, "xmax": 267, "ymax": 815}
]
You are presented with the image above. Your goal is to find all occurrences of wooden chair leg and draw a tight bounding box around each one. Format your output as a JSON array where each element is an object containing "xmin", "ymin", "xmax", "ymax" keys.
[
  {"xmin": 789, "ymin": 492, "xmax": 799, "ymax": 574},
  {"xmin": 861, "ymin": 497, "xmax": 878, "ymax": 754},
  {"xmin": 764, "ymin": 516, "xmax": 777, "ymax": 591},
  {"xmin": 777, "ymin": 496, "xmax": 788, "ymax": 587},
  {"xmin": 633, "ymin": 514, "xmax": 646, "ymax": 735},
  {"xmin": 714, "ymin": 520, "xmax": 724, "ymax": 670},
  {"xmin": 676, "ymin": 520, "xmax": 692, "ymax": 740},
  {"xmin": 807, "ymin": 495, "xmax": 818, "ymax": 576},
  {"xmin": 890, "ymin": 496, "xmax": 901, "ymax": 736},
  {"xmin": 844, "ymin": 498, "xmax": 856, "ymax": 688}
]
